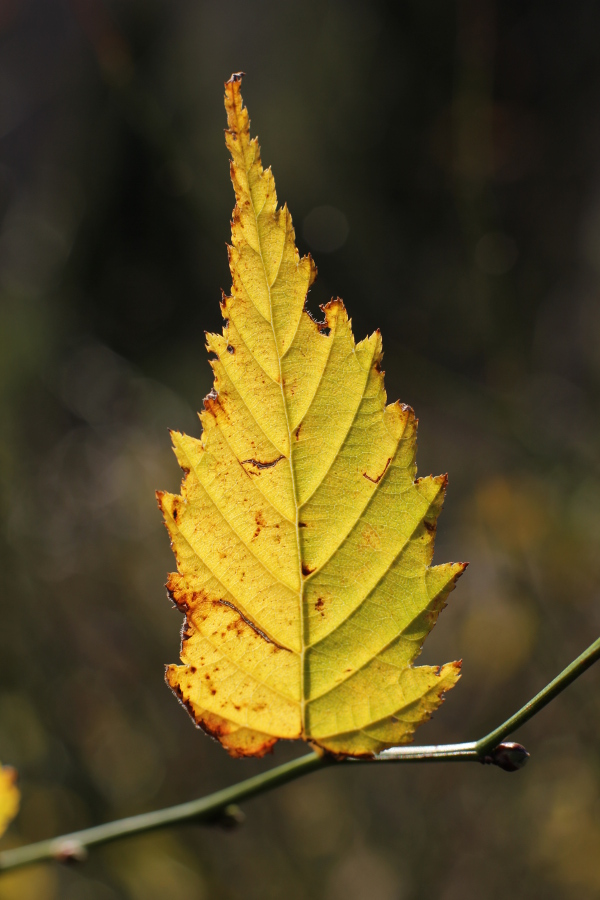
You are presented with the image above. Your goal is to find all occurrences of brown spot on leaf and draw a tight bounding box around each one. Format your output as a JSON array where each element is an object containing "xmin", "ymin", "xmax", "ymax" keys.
[
  {"xmin": 203, "ymin": 390, "xmax": 224, "ymax": 422},
  {"xmin": 302, "ymin": 563, "xmax": 315, "ymax": 576},
  {"xmin": 241, "ymin": 455, "xmax": 284, "ymax": 471},
  {"xmin": 217, "ymin": 598, "xmax": 292, "ymax": 651},
  {"xmin": 360, "ymin": 522, "xmax": 381, "ymax": 550},
  {"xmin": 253, "ymin": 510, "xmax": 266, "ymax": 540},
  {"xmin": 363, "ymin": 457, "xmax": 392, "ymax": 484}
]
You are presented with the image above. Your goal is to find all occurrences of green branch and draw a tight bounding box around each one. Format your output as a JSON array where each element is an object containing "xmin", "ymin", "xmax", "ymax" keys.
[{"xmin": 1, "ymin": 636, "xmax": 598, "ymax": 874}]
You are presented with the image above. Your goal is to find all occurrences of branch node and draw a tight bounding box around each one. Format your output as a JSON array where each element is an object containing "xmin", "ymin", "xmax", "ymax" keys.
[
  {"xmin": 481, "ymin": 741, "xmax": 530, "ymax": 772},
  {"xmin": 53, "ymin": 840, "xmax": 88, "ymax": 865},
  {"xmin": 213, "ymin": 803, "xmax": 246, "ymax": 830}
]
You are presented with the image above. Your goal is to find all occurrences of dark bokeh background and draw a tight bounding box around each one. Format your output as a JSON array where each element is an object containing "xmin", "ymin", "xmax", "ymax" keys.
[{"xmin": 1, "ymin": 1, "xmax": 600, "ymax": 898}]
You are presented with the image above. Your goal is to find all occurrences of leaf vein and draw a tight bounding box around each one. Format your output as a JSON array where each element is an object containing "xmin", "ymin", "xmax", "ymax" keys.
[
  {"xmin": 307, "ymin": 487, "xmax": 445, "ymax": 650},
  {"xmin": 165, "ymin": 505, "xmax": 298, "ymax": 649},
  {"xmin": 299, "ymin": 337, "xmax": 379, "ymax": 507}
]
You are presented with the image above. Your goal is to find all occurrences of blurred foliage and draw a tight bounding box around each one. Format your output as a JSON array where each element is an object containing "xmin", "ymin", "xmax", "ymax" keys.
[
  {"xmin": 0, "ymin": 0, "xmax": 599, "ymax": 898},
  {"xmin": 0, "ymin": 765, "xmax": 19, "ymax": 839}
]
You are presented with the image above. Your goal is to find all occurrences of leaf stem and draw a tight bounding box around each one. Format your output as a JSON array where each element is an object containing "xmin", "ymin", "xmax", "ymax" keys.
[{"xmin": 1, "ymin": 636, "xmax": 598, "ymax": 873}]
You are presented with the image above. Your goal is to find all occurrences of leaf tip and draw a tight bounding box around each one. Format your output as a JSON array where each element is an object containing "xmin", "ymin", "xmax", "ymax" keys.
[{"xmin": 225, "ymin": 71, "xmax": 246, "ymax": 85}]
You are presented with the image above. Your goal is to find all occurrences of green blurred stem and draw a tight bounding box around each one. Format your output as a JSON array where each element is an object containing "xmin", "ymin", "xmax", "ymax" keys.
[
  {"xmin": 476, "ymin": 634, "xmax": 600, "ymax": 753},
  {"xmin": 1, "ymin": 636, "xmax": 598, "ymax": 873}
]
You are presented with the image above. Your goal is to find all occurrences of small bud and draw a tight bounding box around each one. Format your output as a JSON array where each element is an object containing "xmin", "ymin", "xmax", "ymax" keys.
[
  {"xmin": 53, "ymin": 839, "xmax": 88, "ymax": 864},
  {"xmin": 482, "ymin": 741, "xmax": 530, "ymax": 772},
  {"xmin": 215, "ymin": 804, "xmax": 245, "ymax": 830}
]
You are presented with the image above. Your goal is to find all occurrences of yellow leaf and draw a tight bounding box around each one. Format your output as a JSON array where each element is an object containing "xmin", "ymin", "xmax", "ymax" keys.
[
  {"xmin": 158, "ymin": 73, "xmax": 466, "ymax": 758},
  {"xmin": 0, "ymin": 764, "xmax": 19, "ymax": 838}
]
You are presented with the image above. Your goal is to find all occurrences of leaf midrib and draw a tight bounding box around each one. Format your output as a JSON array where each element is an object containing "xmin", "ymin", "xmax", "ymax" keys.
[{"xmin": 237, "ymin": 136, "xmax": 307, "ymax": 734}]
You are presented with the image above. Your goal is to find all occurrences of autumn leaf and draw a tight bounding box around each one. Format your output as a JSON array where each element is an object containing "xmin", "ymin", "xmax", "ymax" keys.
[
  {"xmin": 158, "ymin": 73, "xmax": 466, "ymax": 758},
  {"xmin": 0, "ymin": 764, "xmax": 19, "ymax": 838}
]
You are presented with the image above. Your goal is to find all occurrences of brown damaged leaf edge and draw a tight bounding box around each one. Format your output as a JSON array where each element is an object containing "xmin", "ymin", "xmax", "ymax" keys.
[
  {"xmin": 157, "ymin": 73, "xmax": 467, "ymax": 759},
  {"xmin": 170, "ymin": 681, "xmax": 277, "ymax": 759}
]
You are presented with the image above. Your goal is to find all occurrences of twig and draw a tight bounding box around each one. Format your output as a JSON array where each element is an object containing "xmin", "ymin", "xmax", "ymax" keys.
[{"xmin": 1, "ymin": 636, "xmax": 598, "ymax": 873}]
